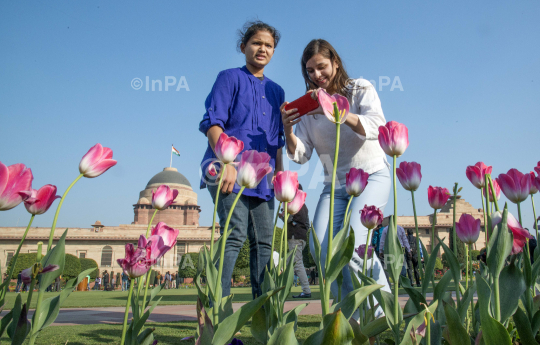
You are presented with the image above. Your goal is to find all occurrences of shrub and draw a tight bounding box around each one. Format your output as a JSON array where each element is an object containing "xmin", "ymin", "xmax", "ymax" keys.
[
  {"xmin": 178, "ymin": 252, "xmax": 199, "ymax": 278},
  {"xmin": 434, "ymin": 257, "xmax": 443, "ymax": 270},
  {"xmin": 63, "ymin": 253, "xmax": 82, "ymax": 279},
  {"xmin": 79, "ymin": 258, "xmax": 99, "ymax": 279},
  {"xmin": 470, "ymin": 249, "xmax": 481, "ymax": 261},
  {"xmin": 7, "ymin": 253, "xmax": 37, "ymax": 279},
  {"xmin": 233, "ymin": 240, "xmax": 249, "ymax": 282}
]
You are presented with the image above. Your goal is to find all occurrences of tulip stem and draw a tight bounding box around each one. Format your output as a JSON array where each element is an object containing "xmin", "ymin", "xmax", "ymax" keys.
[
  {"xmin": 465, "ymin": 244, "xmax": 469, "ymax": 333},
  {"xmin": 452, "ymin": 183, "xmax": 458, "ymax": 256},
  {"xmin": 324, "ymin": 121, "xmax": 341, "ymax": 315},
  {"xmin": 483, "ymin": 184, "xmax": 491, "ymax": 242},
  {"xmin": 281, "ymin": 202, "xmax": 289, "ymax": 274},
  {"xmin": 270, "ymin": 202, "xmax": 282, "ymax": 274},
  {"xmin": 469, "ymin": 243, "xmax": 475, "ymax": 332},
  {"xmin": 210, "ymin": 168, "xmax": 226, "ymax": 258},
  {"xmin": 411, "ymin": 191, "xmax": 423, "ymax": 280},
  {"xmin": 393, "ymin": 155, "xmax": 398, "ymax": 229},
  {"xmin": 344, "ymin": 196, "xmax": 354, "ymax": 223},
  {"xmin": 29, "ymin": 289, "xmax": 44, "ymax": 345},
  {"xmin": 532, "ymin": 195, "xmax": 538, "ymax": 241},
  {"xmin": 430, "ymin": 210, "xmax": 437, "ymax": 255},
  {"xmin": 145, "ymin": 209, "xmax": 158, "ymax": 237},
  {"xmin": 362, "ymin": 228, "xmax": 373, "ymax": 279},
  {"xmin": 26, "ymin": 276, "xmax": 37, "ymax": 310},
  {"xmin": 487, "ymin": 175, "xmax": 500, "ymax": 212},
  {"xmin": 426, "ymin": 318, "xmax": 431, "ymax": 345},
  {"xmin": 1, "ymin": 215, "xmax": 35, "ymax": 304},
  {"xmin": 140, "ymin": 208, "xmax": 159, "ymax": 310},
  {"xmin": 48, "ymin": 173, "xmax": 83, "ymax": 251},
  {"xmin": 481, "ymin": 188, "xmax": 488, "ymax": 244},
  {"xmin": 215, "ymin": 186, "xmax": 246, "ymax": 327},
  {"xmin": 120, "ymin": 280, "xmax": 134, "ymax": 345}
]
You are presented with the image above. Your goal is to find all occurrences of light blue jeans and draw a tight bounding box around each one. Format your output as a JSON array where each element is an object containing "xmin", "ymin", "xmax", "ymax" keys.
[{"xmin": 310, "ymin": 167, "xmax": 392, "ymax": 317}]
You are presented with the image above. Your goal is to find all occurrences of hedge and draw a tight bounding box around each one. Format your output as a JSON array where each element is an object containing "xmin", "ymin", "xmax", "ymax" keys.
[
  {"xmin": 63, "ymin": 253, "xmax": 82, "ymax": 279},
  {"xmin": 7, "ymin": 253, "xmax": 37, "ymax": 279},
  {"xmin": 79, "ymin": 258, "xmax": 99, "ymax": 279}
]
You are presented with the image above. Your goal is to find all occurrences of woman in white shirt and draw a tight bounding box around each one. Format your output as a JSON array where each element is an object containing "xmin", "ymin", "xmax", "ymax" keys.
[{"xmin": 280, "ymin": 39, "xmax": 392, "ymax": 314}]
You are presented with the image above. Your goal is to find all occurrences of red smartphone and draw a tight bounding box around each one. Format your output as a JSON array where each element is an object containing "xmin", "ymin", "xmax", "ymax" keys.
[{"xmin": 284, "ymin": 93, "xmax": 319, "ymax": 118}]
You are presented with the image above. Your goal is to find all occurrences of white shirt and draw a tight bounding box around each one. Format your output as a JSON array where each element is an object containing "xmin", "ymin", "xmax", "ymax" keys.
[{"xmin": 287, "ymin": 78, "xmax": 388, "ymax": 186}]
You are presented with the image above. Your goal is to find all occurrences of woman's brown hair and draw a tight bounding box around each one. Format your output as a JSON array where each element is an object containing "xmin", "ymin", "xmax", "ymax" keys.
[{"xmin": 301, "ymin": 39, "xmax": 354, "ymax": 98}]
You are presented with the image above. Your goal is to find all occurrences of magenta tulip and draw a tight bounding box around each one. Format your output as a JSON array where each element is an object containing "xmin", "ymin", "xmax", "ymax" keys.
[
  {"xmin": 360, "ymin": 205, "xmax": 384, "ymax": 230},
  {"xmin": 215, "ymin": 133, "xmax": 244, "ymax": 164},
  {"xmin": 287, "ymin": 189, "xmax": 306, "ymax": 215},
  {"xmin": 117, "ymin": 236, "xmax": 153, "ymax": 278},
  {"xmin": 465, "ymin": 162, "xmax": 492, "ymax": 189},
  {"xmin": 535, "ymin": 161, "xmax": 540, "ymax": 176},
  {"xmin": 19, "ymin": 184, "xmax": 61, "ymax": 215},
  {"xmin": 396, "ymin": 161, "xmax": 422, "ymax": 191},
  {"xmin": 377, "ymin": 121, "xmax": 409, "ymax": 157},
  {"xmin": 455, "ymin": 214, "xmax": 481, "ymax": 245},
  {"xmin": 529, "ymin": 172, "xmax": 539, "ymax": 195},
  {"xmin": 152, "ymin": 185, "xmax": 179, "ymax": 210},
  {"xmin": 236, "ymin": 150, "xmax": 272, "ymax": 189},
  {"xmin": 208, "ymin": 162, "xmax": 218, "ymax": 177},
  {"xmin": 79, "ymin": 143, "xmax": 117, "ymax": 178},
  {"xmin": 274, "ymin": 171, "xmax": 299, "ymax": 203},
  {"xmin": 355, "ymin": 244, "xmax": 375, "ymax": 260},
  {"xmin": 142, "ymin": 222, "xmax": 179, "ymax": 263},
  {"xmin": 0, "ymin": 162, "xmax": 33, "ymax": 211},
  {"xmin": 317, "ymin": 89, "xmax": 350, "ymax": 124},
  {"xmin": 498, "ymin": 169, "xmax": 531, "ymax": 204},
  {"xmin": 484, "ymin": 178, "xmax": 501, "ymax": 202},
  {"xmin": 492, "ymin": 210, "xmax": 533, "ymax": 255},
  {"xmin": 345, "ymin": 167, "xmax": 369, "ymax": 197},
  {"xmin": 149, "ymin": 221, "xmax": 179, "ymax": 251},
  {"xmin": 428, "ymin": 186, "xmax": 451, "ymax": 210},
  {"xmin": 21, "ymin": 264, "xmax": 59, "ymax": 284}
]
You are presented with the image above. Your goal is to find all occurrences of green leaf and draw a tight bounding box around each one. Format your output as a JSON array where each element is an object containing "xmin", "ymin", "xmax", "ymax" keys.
[
  {"xmin": 432, "ymin": 270, "xmax": 453, "ymax": 304},
  {"xmin": 283, "ymin": 303, "xmax": 308, "ymax": 332},
  {"xmin": 213, "ymin": 228, "xmax": 233, "ymax": 266},
  {"xmin": 399, "ymin": 275, "xmax": 426, "ymax": 311},
  {"xmin": 326, "ymin": 227, "xmax": 355, "ymax": 284},
  {"xmin": 349, "ymin": 318, "xmax": 369, "ymax": 345},
  {"xmin": 39, "ymin": 229, "xmax": 68, "ymax": 291},
  {"xmin": 11, "ymin": 304, "xmax": 30, "ymax": 345},
  {"xmin": 361, "ymin": 316, "xmax": 389, "ymax": 338},
  {"xmin": 137, "ymin": 327, "xmax": 155, "ymax": 345},
  {"xmin": 499, "ymin": 261, "xmax": 526, "ymax": 323},
  {"xmin": 421, "ymin": 241, "xmax": 442, "ymax": 296},
  {"xmin": 133, "ymin": 297, "xmax": 162, "ymax": 336},
  {"xmin": 267, "ymin": 322, "xmax": 299, "ymax": 345},
  {"xmin": 7, "ymin": 293, "xmax": 22, "ymax": 339},
  {"xmin": 0, "ymin": 309, "xmax": 12, "ymax": 338},
  {"xmin": 212, "ymin": 288, "xmax": 283, "ymax": 345},
  {"xmin": 532, "ymin": 310, "xmax": 540, "ymax": 336},
  {"xmin": 250, "ymin": 305, "xmax": 268, "ymax": 344},
  {"xmin": 330, "ymin": 284, "xmax": 383, "ymax": 320},
  {"xmin": 277, "ymin": 246, "xmax": 297, "ymax": 303},
  {"xmin": 149, "ymin": 282, "xmax": 164, "ymax": 304},
  {"xmin": 204, "ymin": 246, "xmax": 219, "ymax": 306},
  {"xmin": 303, "ymin": 309, "xmax": 355, "ymax": 345},
  {"xmin": 384, "ymin": 216, "xmax": 404, "ymax": 284},
  {"xmin": 457, "ymin": 283, "xmax": 476, "ymax": 323},
  {"xmin": 196, "ymin": 297, "xmax": 214, "ymax": 345},
  {"xmin": 218, "ymin": 295, "xmax": 234, "ymax": 321},
  {"xmin": 398, "ymin": 301, "xmax": 438, "ymax": 345},
  {"xmin": 513, "ymin": 307, "xmax": 540, "ymax": 345},
  {"xmin": 487, "ymin": 206, "xmax": 513, "ymax": 279},
  {"xmin": 443, "ymin": 302, "xmax": 470, "ymax": 345},
  {"xmin": 476, "ymin": 275, "xmax": 512, "ymax": 345}
]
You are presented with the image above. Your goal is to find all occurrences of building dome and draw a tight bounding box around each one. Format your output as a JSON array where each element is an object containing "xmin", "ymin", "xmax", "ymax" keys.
[{"xmin": 146, "ymin": 167, "xmax": 191, "ymax": 188}]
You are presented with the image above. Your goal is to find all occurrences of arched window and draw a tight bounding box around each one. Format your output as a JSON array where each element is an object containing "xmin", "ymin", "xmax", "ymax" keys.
[{"xmin": 101, "ymin": 246, "xmax": 113, "ymax": 267}]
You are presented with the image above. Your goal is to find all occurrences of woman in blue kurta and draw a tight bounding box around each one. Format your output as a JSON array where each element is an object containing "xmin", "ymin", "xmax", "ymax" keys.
[{"xmin": 199, "ymin": 21, "xmax": 285, "ymax": 298}]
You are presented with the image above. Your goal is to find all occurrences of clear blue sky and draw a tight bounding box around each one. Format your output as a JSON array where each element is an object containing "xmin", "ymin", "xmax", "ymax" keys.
[{"xmin": 1, "ymin": 1, "xmax": 539, "ymax": 234}]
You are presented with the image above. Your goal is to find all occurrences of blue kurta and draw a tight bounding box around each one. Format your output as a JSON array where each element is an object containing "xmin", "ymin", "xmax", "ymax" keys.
[{"xmin": 199, "ymin": 66, "xmax": 285, "ymax": 201}]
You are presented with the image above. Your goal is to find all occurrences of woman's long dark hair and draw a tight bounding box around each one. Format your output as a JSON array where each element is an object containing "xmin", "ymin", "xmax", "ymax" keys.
[{"xmin": 301, "ymin": 39, "xmax": 354, "ymax": 98}]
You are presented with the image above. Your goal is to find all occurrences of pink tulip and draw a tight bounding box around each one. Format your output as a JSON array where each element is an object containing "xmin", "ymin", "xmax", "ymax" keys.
[
  {"xmin": 465, "ymin": 162, "xmax": 492, "ymax": 189},
  {"xmin": 529, "ymin": 172, "xmax": 539, "ymax": 195},
  {"xmin": 0, "ymin": 162, "xmax": 33, "ymax": 211},
  {"xmin": 215, "ymin": 133, "xmax": 244, "ymax": 164},
  {"xmin": 208, "ymin": 162, "xmax": 218, "ymax": 177},
  {"xmin": 236, "ymin": 150, "xmax": 272, "ymax": 189},
  {"xmin": 535, "ymin": 162, "xmax": 540, "ymax": 176},
  {"xmin": 152, "ymin": 185, "xmax": 179, "ymax": 210},
  {"xmin": 492, "ymin": 211, "xmax": 533, "ymax": 255},
  {"xmin": 377, "ymin": 121, "xmax": 409, "ymax": 157},
  {"xmin": 287, "ymin": 189, "xmax": 306, "ymax": 215},
  {"xmin": 360, "ymin": 205, "xmax": 384, "ymax": 230},
  {"xmin": 274, "ymin": 171, "xmax": 299, "ymax": 203},
  {"xmin": 19, "ymin": 184, "xmax": 61, "ymax": 215},
  {"xmin": 456, "ymin": 214, "xmax": 481, "ymax": 245},
  {"xmin": 149, "ymin": 221, "xmax": 179, "ymax": 253},
  {"xmin": 117, "ymin": 236, "xmax": 153, "ymax": 278},
  {"xmin": 483, "ymin": 178, "xmax": 501, "ymax": 202},
  {"xmin": 79, "ymin": 143, "xmax": 117, "ymax": 178},
  {"xmin": 355, "ymin": 244, "xmax": 375, "ymax": 259},
  {"xmin": 345, "ymin": 168, "xmax": 369, "ymax": 197},
  {"xmin": 21, "ymin": 264, "xmax": 59, "ymax": 284},
  {"xmin": 396, "ymin": 161, "xmax": 422, "ymax": 191},
  {"xmin": 498, "ymin": 169, "xmax": 531, "ymax": 204},
  {"xmin": 428, "ymin": 186, "xmax": 451, "ymax": 210},
  {"xmin": 317, "ymin": 89, "xmax": 350, "ymax": 124}
]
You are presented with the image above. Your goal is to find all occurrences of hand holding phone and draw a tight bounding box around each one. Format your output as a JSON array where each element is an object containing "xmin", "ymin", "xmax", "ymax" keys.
[{"xmin": 284, "ymin": 93, "xmax": 319, "ymax": 118}]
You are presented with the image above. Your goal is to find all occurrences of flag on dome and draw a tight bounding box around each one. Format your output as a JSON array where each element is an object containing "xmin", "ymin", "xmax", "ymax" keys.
[{"xmin": 172, "ymin": 146, "xmax": 180, "ymax": 157}]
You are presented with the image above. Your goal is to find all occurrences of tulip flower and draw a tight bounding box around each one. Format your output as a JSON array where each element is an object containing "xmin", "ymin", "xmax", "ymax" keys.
[
  {"xmin": 152, "ymin": 185, "xmax": 179, "ymax": 210},
  {"xmin": 360, "ymin": 205, "xmax": 384, "ymax": 230},
  {"xmin": 287, "ymin": 189, "xmax": 306, "ymax": 215},
  {"xmin": 355, "ymin": 244, "xmax": 375, "ymax": 260},
  {"xmin": 345, "ymin": 167, "xmax": 369, "ymax": 197},
  {"xmin": 317, "ymin": 89, "xmax": 349, "ymax": 124},
  {"xmin": 535, "ymin": 161, "xmax": 540, "ymax": 176},
  {"xmin": 215, "ymin": 132, "xmax": 244, "ymax": 164},
  {"xmin": 208, "ymin": 162, "xmax": 218, "ymax": 177},
  {"xmin": 236, "ymin": 150, "xmax": 272, "ymax": 189},
  {"xmin": 79, "ymin": 143, "xmax": 117, "ymax": 178},
  {"xmin": 144, "ymin": 222, "xmax": 179, "ymax": 263},
  {"xmin": 19, "ymin": 185, "xmax": 61, "ymax": 215},
  {"xmin": 396, "ymin": 161, "xmax": 422, "ymax": 192},
  {"xmin": 274, "ymin": 171, "xmax": 299, "ymax": 203},
  {"xmin": 0, "ymin": 162, "xmax": 33, "ymax": 211},
  {"xmin": 377, "ymin": 121, "xmax": 409, "ymax": 157},
  {"xmin": 498, "ymin": 169, "xmax": 531, "ymax": 204},
  {"xmin": 529, "ymin": 172, "xmax": 539, "ymax": 195},
  {"xmin": 456, "ymin": 214, "xmax": 481, "ymax": 245},
  {"xmin": 465, "ymin": 162, "xmax": 492, "ymax": 189},
  {"xmin": 117, "ymin": 236, "xmax": 153, "ymax": 278},
  {"xmin": 428, "ymin": 186, "xmax": 451, "ymax": 210},
  {"xmin": 492, "ymin": 210, "xmax": 533, "ymax": 255},
  {"xmin": 484, "ymin": 178, "xmax": 501, "ymax": 202},
  {"xmin": 21, "ymin": 264, "xmax": 59, "ymax": 284}
]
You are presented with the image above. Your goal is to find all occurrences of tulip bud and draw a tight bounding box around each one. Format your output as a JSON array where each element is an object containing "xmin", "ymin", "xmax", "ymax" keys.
[
  {"xmin": 360, "ymin": 205, "xmax": 384, "ymax": 230},
  {"xmin": 287, "ymin": 190, "xmax": 307, "ymax": 215},
  {"xmin": 465, "ymin": 162, "xmax": 492, "ymax": 189},
  {"xmin": 19, "ymin": 184, "xmax": 61, "ymax": 215},
  {"xmin": 498, "ymin": 169, "xmax": 531, "ymax": 204},
  {"xmin": 152, "ymin": 185, "xmax": 179, "ymax": 210},
  {"xmin": 236, "ymin": 150, "xmax": 272, "ymax": 189},
  {"xmin": 455, "ymin": 214, "xmax": 480, "ymax": 245},
  {"xmin": 345, "ymin": 168, "xmax": 369, "ymax": 197},
  {"xmin": 274, "ymin": 171, "xmax": 299, "ymax": 203},
  {"xmin": 377, "ymin": 121, "xmax": 409, "ymax": 157},
  {"xmin": 79, "ymin": 144, "xmax": 117, "ymax": 178},
  {"xmin": 396, "ymin": 161, "xmax": 422, "ymax": 192},
  {"xmin": 427, "ymin": 186, "xmax": 451, "ymax": 210},
  {"xmin": 215, "ymin": 133, "xmax": 244, "ymax": 164},
  {"xmin": 0, "ymin": 162, "xmax": 33, "ymax": 211}
]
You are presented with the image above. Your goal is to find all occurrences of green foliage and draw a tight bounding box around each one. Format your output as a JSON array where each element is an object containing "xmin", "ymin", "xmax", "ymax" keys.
[
  {"xmin": 62, "ymin": 253, "xmax": 82, "ymax": 279},
  {"xmin": 273, "ymin": 227, "xmax": 283, "ymax": 256},
  {"xmin": 303, "ymin": 228, "xmax": 316, "ymax": 268},
  {"xmin": 434, "ymin": 257, "xmax": 443, "ymax": 270},
  {"xmin": 79, "ymin": 258, "xmax": 98, "ymax": 279},
  {"xmin": 233, "ymin": 240, "xmax": 250, "ymax": 282},
  {"xmin": 471, "ymin": 249, "xmax": 481, "ymax": 260},
  {"xmin": 177, "ymin": 253, "xmax": 199, "ymax": 278},
  {"xmin": 7, "ymin": 253, "xmax": 37, "ymax": 279},
  {"xmin": 447, "ymin": 227, "xmax": 466, "ymax": 266}
]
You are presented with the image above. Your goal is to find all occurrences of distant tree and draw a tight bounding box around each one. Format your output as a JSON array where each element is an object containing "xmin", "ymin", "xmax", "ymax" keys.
[
  {"xmin": 63, "ymin": 253, "xmax": 82, "ymax": 279},
  {"xmin": 79, "ymin": 258, "xmax": 99, "ymax": 279},
  {"xmin": 178, "ymin": 252, "xmax": 199, "ymax": 279}
]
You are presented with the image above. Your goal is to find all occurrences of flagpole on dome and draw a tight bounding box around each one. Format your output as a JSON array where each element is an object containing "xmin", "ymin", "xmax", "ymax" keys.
[{"xmin": 170, "ymin": 144, "xmax": 173, "ymax": 168}]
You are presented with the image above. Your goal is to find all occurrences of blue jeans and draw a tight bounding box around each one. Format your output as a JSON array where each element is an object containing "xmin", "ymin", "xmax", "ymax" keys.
[
  {"xmin": 310, "ymin": 167, "xmax": 392, "ymax": 317},
  {"xmin": 207, "ymin": 183, "xmax": 274, "ymax": 299},
  {"xmin": 122, "ymin": 280, "xmax": 128, "ymax": 291}
]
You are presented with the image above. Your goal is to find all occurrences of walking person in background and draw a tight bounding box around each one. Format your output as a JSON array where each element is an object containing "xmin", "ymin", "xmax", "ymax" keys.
[
  {"xmin": 94, "ymin": 276, "xmax": 101, "ymax": 290},
  {"xmin": 406, "ymin": 229, "xmax": 422, "ymax": 287},
  {"xmin": 15, "ymin": 271, "xmax": 22, "ymax": 293},
  {"xmin": 176, "ymin": 272, "xmax": 181, "ymax": 288},
  {"xmin": 154, "ymin": 271, "xmax": 159, "ymax": 287},
  {"xmin": 378, "ymin": 222, "xmax": 411, "ymax": 287},
  {"xmin": 54, "ymin": 275, "xmax": 61, "ymax": 292},
  {"xmin": 102, "ymin": 270, "xmax": 109, "ymax": 291},
  {"xmin": 121, "ymin": 271, "xmax": 128, "ymax": 291}
]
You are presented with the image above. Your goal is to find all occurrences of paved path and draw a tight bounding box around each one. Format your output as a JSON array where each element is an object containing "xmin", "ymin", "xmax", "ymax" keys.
[{"xmin": 0, "ymin": 293, "xmax": 476, "ymax": 326}]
